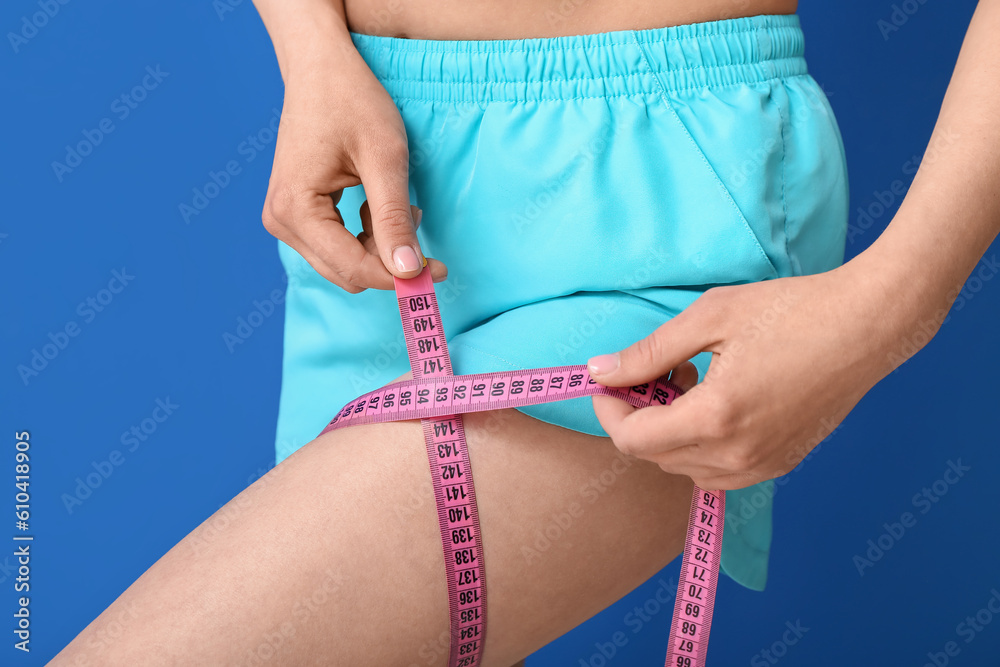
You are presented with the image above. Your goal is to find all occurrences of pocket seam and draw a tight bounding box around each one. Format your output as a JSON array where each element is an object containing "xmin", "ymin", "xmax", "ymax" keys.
[
  {"xmin": 772, "ymin": 80, "xmax": 792, "ymax": 276},
  {"xmin": 629, "ymin": 31, "xmax": 779, "ymax": 279}
]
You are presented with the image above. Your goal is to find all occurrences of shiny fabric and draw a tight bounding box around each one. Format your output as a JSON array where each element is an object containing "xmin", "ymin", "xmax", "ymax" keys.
[{"xmin": 274, "ymin": 14, "xmax": 848, "ymax": 592}]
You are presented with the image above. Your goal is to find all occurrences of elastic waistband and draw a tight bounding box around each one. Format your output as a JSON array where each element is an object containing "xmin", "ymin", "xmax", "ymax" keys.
[{"xmin": 351, "ymin": 14, "xmax": 806, "ymax": 103}]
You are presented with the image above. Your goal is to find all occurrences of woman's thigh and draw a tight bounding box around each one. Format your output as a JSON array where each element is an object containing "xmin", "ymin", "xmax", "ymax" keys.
[{"xmin": 52, "ymin": 383, "xmax": 691, "ymax": 666}]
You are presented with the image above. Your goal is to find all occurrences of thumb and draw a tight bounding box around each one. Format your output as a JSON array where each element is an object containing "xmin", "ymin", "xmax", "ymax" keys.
[
  {"xmin": 587, "ymin": 309, "xmax": 711, "ymax": 387},
  {"xmin": 358, "ymin": 149, "xmax": 425, "ymax": 279}
]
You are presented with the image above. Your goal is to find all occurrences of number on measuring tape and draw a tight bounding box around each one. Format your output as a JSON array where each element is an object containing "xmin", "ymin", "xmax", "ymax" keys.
[{"xmin": 319, "ymin": 267, "xmax": 721, "ymax": 667}]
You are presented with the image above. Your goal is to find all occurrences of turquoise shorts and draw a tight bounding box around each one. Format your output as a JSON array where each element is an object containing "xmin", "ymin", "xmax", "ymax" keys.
[{"xmin": 274, "ymin": 14, "xmax": 848, "ymax": 593}]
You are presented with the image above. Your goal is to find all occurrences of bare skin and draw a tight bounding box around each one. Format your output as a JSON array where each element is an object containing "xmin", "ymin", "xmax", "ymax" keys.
[
  {"xmin": 50, "ymin": 5, "xmax": 732, "ymax": 665},
  {"xmin": 52, "ymin": 0, "xmax": 1000, "ymax": 664},
  {"xmin": 52, "ymin": 372, "xmax": 696, "ymax": 666},
  {"xmin": 344, "ymin": 0, "xmax": 798, "ymax": 39},
  {"xmin": 250, "ymin": 0, "xmax": 796, "ymax": 294}
]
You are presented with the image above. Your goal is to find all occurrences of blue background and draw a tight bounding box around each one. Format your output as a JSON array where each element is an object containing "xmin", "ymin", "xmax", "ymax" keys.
[{"xmin": 3, "ymin": 0, "xmax": 998, "ymax": 665}]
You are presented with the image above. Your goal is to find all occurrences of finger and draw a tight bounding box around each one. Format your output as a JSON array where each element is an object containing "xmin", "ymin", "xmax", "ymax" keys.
[
  {"xmin": 405, "ymin": 206, "xmax": 450, "ymax": 282},
  {"xmin": 648, "ymin": 444, "xmax": 728, "ymax": 479},
  {"xmin": 356, "ymin": 227, "xmax": 378, "ymax": 256},
  {"xmin": 263, "ymin": 191, "xmax": 372, "ymax": 293},
  {"xmin": 591, "ymin": 394, "xmax": 636, "ymax": 434},
  {"xmin": 278, "ymin": 230, "xmax": 368, "ymax": 294},
  {"xmin": 361, "ymin": 202, "xmax": 422, "ymax": 238},
  {"xmin": 358, "ymin": 221, "xmax": 446, "ymax": 284},
  {"xmin": 689, "ymin": 470, "xmax": 766, "ymax": 492},
  {"xmin": 360, "ymin": 202, "xmax": 448, "ymax": 282},
  {"xmin": 294, "ymin": 192, "xmax": 396, "ymax": 290},
  {"xmin": 356, "ymin": 146, "xmax": 425, "ymax": 279},
  {"xmin": 427, "ymin": 259, "xmax": 448, "ymax": 283},
  {"xmin": 586, "ymin": 306, "xmax": 718, "ymax": 388},
  {"xmin": 667, "ymin": 361, "xmax": 699, "ymax": 392},
  {"xmin": 592, "ymin": 388, "xmax": 704, "ymax": 458},
  {"xmin": 651, "ymin": 445, "xmax": 728, "ymax": 481}
]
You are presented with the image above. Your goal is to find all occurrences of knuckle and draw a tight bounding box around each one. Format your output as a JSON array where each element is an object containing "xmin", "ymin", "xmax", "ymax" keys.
[
  {"xmin": 696, "ymin": 287, "xmax": 722, "ymax": 310},
  {"xmin": 631, "ymin": 334, "xmax": 665, "ymax": 369},
  {"xmin": 381, "ymin": 136, "xmax": 410, "ymax": 164},
  {"xmin": 731, "ymin": 470, "xmax": 764, "ymax": 490},
  {"xmin": 722, "ymin": 444, "xmax": 759, "ymax": 473},
  {"xmin": 658, "ymin": 461, "xmax": 683, "ymax": 476},
  {"xmin": 612, "ymin": 433, "xmax": 637, "ymax": 458},
  {"xmin": 337, "ymin": 266, "xmax": 366, "ymax": 291},
  {"xmin": 771, "ymin": 466, "xmax": 793, "ymax": 480},
  {"xmin": 692, "ymin": 477, "xmax": 718, "ymax": 491},
  {"xmin": 371, "ymin": 200, "xmax": 415, "ymax": 233},
  {"xmin": 335, "ymin": 276, "xmax": 365, "ymax": 294},
  {"xmin": 704, "ymin": 285, "xmax": 735, "ymax": 303},
  {"xmin": 701, "ymin": 398, "xmax": 737, "ymax": 441},
  {"xmin": 262, "ymin": 187, "xmax": 297, "ymax": 235},
  {"xmin": 366, "ymin": 134, "xmax": 410, "ymax": 173},
  {"xmin": 261, "ymin": 204, "xmax": 282, "ymax": 236},
  {"xmin": 696, "ymin": 287, "xmax": 731, "ymax": 326},
  {"xmin": 313, "ymin": 265, "xmax": 355, "ymax": 293}
]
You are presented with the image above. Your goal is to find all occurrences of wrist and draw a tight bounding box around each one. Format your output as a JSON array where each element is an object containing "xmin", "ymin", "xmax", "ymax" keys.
[
  {"xmin": 254, "ymin": 0, "xmax": 358, "ymax": 82},
  {"xmin": 844, "ymin": 216, "xmax": 961, "ymax": 371},
  {"xmin": 281, "ymin": 29, "xmax": 361, "ymax": 82}
]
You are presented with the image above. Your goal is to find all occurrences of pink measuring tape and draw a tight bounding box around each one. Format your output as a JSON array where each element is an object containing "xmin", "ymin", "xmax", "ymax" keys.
[{"xmin": 319, "ymin": 266, "xmax": 725, "ymax": 666}]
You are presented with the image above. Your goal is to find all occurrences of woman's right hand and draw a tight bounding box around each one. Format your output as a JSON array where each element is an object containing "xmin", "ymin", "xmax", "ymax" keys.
[{"xmin": 261, "ymin": 47, "xmax": 447, "ymax": 293}]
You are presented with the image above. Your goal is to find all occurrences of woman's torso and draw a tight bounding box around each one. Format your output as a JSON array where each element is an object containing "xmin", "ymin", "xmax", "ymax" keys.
[{"xmin": 345, "ymin": 0, "xmax": 798, "ymax": 39}]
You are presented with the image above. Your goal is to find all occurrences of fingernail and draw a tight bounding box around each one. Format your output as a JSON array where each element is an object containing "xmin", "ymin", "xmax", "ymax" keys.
[
  {"xmin": 415, "ymin": 208, "xmax": 423, "ymax": 227},
  {"xmin": 588, "ymin": 353, "xmax": 619, "ymax": 375},
  {"xmin": 392, "ymin": 246, "xmax": 420, "ymax": 273}
]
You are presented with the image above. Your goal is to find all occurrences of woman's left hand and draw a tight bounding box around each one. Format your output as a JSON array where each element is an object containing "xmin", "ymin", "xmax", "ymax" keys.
[{"xmin": 588, "ymin": 255, "xmax": 936, "ymax": 490}]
